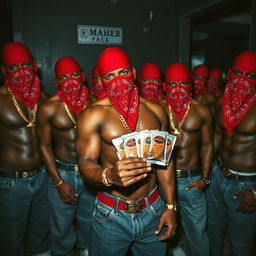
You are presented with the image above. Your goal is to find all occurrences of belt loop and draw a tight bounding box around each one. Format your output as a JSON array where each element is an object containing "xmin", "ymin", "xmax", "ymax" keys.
[
  {"xmin": 188, "ymin": 169, "xmax": 192, "ymax": 180},
  {"xmin": 113, "ymin": 197, "xmax": 119, "ymax": 213},
  {"xmin": 144, "ymin": 196, "xmax": 150, "ymax": 209}
]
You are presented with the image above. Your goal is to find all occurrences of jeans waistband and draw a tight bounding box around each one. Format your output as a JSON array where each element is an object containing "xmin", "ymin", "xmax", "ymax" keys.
[
  {"xmin": 0, "ymin": 168, "xmax": 40, "ymax": 179},
  {"xmin": 56, "ymin": 159, "xmax": 79, "ymax": 172},
  {"xmin": 97, "ymin": 187, "xmax": 159, "ymax": 213},
  {"xmin": 220, "ymin": 167, "xmax": 256, "ymax": 182},
  {"xmin": 176, "ymin": 168, "xmax": 201, "ymax": 178}
]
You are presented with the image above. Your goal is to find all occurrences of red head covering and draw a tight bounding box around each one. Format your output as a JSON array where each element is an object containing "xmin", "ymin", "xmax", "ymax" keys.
[
  {"xmin": 165, "ymin": 63, "xmax": 190, "ymax": 82},
  {"xmin": 55, "ymin": 56, "xmax": 88, "ymax": 114},
  {"xmin": 2, "ymin": 42, "xmax": 33, "ymax": 66},
  {"xmin": 192, "ymin": 64, "xmax": 209, "ymax": 78},
  {"xmin": 139, "ymin": 63, "xmax": 162, "ymax": 102},
  {"xmin": 210, "ymin": 68, "xmax": 221, "ymax": 79},
  {"xmin": 232, "ymin": 50, "xmax": 256, "ymax": 73},
  {"xmin": 92, "ymin": 64, "xmax": 100, "ymax": 77},
  {"xmin": 222, "ymin": 51, "xmax": 256, "ymax": 133},
  {"xmin": 207, "ymin": 68, "xmax": 222, "ymax": 95},
  {"xmin": 90, "ymin": 64, "xmax": 107, "ymax": 99},
  {"xmin": 165, "ymin": 63, "xmax": 192, "ymax": 121},
  {"xmin": 97, "ymin": 47, "xmax": 139, "ymax": 132},
  {"xmin": 2, "ymin": 41, "xmax": 40, "ymax": 110},
  {"xmin": 140, "ymin": 63, "xmax": 162, "ymax": 80},
  {"xmin": 55, "ymin": 56, "xmax": 81, "ymax": 78},
  {"xmin": 191, "ymin": 64, "xmax": 208, "ymax": 96},
  {"xmin": 97, "ymin": 47, "xmax": 132, "ymax": 76}
]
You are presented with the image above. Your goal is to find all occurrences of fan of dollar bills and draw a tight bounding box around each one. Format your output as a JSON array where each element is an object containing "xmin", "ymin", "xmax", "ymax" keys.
[{"xmin": 112, "ymin": 130, "xmax": 176, "ymax": 166}]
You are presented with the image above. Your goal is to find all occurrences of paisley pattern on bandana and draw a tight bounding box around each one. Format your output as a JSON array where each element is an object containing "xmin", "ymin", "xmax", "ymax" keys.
[
  {"xmin": 56, "ymin": 77, "xmax": 88, "ymax": 114},
  {"xmin": 222, "ymin": 76, "xmax": 256, "ymax": 133},
  {"xmin": 4, "ymin": 68, "xmax": 40, "ymax": 110},
  {"xmin": 192, "ymin": 79, "xmax": 207, "ymax": 96},
  {"xmin": 165, "ymin": 85, "xmax": 192, "ymax": 121},
  {"xmin": 90, "ymin": 80, "xmax": 107, "ymax": 99},
  {"xmin": 104, "ymin": 76, "xmax": 139, "ymax": 131},
  {"xmin": 139, "ymin": 82, "xmax": 162, "ymax": 102},
  {"xmin": 207, "ymin": 80, "xmax": 220, "ymax": 95}
]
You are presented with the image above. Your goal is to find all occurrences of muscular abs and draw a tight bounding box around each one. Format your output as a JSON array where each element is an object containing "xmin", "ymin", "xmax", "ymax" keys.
[
  {"xmin": 0, "ymin": 89, "xmax": 41, "ymax": 171},
  {"xmin": 217, "ymin": 104, "xmax": 256, "ymax": 172}
]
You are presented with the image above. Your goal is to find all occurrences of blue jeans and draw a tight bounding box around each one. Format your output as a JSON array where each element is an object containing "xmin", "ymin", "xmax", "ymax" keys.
[
  {"xmin": 206, "ymin": 162, "xmax": 256, "ymax": 256},
  {"xmin": 48, "ymin": 161, "xmax": 96, "ymax": 256},
  {"xmin": 0, "ymin": 166, "xmax": 50, "ymax": 256},
  {"xmin": 176, "ymin": 174, "xmax": 209, "ymax": 256},
  {"xmin": 89, "ymin": 187, "xmax": 167, "ymax": 256}
]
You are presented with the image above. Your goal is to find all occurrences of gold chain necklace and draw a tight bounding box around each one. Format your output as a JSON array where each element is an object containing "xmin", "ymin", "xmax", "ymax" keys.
[
  {"xmin": 111, "ymin": 102, "xmax": 141, "ymax": 133},
  {"xmin": 169, "ymin": 99, "xmax": 191, "ymax": 135},
  {"xmin": 8, "ymin": 87, "xmax": 37, "ymax": 127},
  {"xmin": 63, "ymin": 102, "xmax": 86, "ymax": 128}
]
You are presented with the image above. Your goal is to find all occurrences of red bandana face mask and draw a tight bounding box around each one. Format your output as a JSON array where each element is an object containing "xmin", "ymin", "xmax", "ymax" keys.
[
  {"xmin": 90, "ymin": 79, "xmax": 107, "ymax": 99},
  {"xmin": 4, "ymin": 67, "xmax": 40, "ymax": 110},
  {"xmin": 165, "ymin": 85, "xmax": 192, "ymax": 121},
  {"xmin": 56, "ymin": 77, "xmax": 88, "ymax": 114},
  {"xmin": 139, "ymin": 82, "xmax": 162, "ymax": 102},
  {"xmin": 192, "ymin": 79, "xmax": 207, "ymax": 96},
  {"xmin": 222, "ymin": 75, "xmax": 256, "ymax": 133},
  {"xmin": 103, "ymin": 75, "xmax": 139, "ymax": 131},
  {"xmin": 207, "ymin": 79, "xmax": 220, "ymax": 95}
]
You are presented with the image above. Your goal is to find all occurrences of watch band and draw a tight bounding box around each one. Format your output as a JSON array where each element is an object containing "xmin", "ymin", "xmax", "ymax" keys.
[{"xmin": 201, "ymin": 176, "xmax": 211, "ymax": 185}]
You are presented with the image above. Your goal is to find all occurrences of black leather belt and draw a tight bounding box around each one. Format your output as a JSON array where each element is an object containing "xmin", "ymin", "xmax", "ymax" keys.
[
  {"xmin": 56, "ymin": 160, "xmax": 79, "ymax": 172},
  {"xmin": 221, "ymin": 167, "xmax": 256, "ymax": 182},
  {"xmin": 0, "ymin": 169, "xmax": 40, "ymax": 179},
  {"xmin": 176, "ymin": 168, "xmax": 201, "ymax": 178}
]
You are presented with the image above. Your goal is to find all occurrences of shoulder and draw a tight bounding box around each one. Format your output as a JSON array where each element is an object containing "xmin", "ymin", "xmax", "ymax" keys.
[
  {"xmin": 140, "ymin": 97, "xmax": 168, "ymax": 126},
  {"xmin": 191, "ymin": 99, "xmax": 212, "ymax": 119},
  {"xmin": 140, "ymin": 97, "xmax": 166, "ymax": 114},
  {"xmin": 80, "ymin": 97, "xmax": 112, "ymax": 120},
  {"xmin": 38, "ymin": 95, "xmax": 62, "ymax": 116},
  {"xmin": 0, "ymin": 86, "xmax": 9, "ymax": 96}
]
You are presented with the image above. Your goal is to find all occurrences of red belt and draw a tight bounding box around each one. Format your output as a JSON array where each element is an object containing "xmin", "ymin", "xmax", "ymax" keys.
[{"xmin": 97, "ymin": 188, "xmax": 160, "ymax": 213}]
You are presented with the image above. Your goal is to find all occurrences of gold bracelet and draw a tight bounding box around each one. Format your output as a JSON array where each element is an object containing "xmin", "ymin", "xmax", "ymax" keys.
[
  {"xmin": 54, "ymin": 179, "xmax": 64, "ymax": 188},
  {"xmin": 101, "ymin": 167, "xmax": 113, "ymax": 186},
  {"xmin": 166, "ymin": 203, "xmax": 178, "ymax": 212}
]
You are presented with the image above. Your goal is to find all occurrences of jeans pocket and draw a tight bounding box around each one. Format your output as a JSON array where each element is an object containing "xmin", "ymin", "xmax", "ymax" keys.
[
  {"xmin": 149, "ymin": 198, "xmax": 165, "ymax": 217},
  {"xmin": 0, "ymin": 178, "xmax": 15, "ymax": 193},
  {"xmin": 93, "ymin": 204, "xmax": 113, "ymax": 223}
]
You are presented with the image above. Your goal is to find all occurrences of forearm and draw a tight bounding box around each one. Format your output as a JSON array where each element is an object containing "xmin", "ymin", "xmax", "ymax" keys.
[
  {"xmin": 41, "ymin": 145, "xmax": 61, "ymax": 183},
  {"xmin": 78, "ymin": 158, "xmax": 106, "ymax": 186},
  {"xmin": 201, "ymin": 143, "xmax": 214, "ymax": 178},
  {"xmin": 156, "ymin": 160, "xmax": 176, "ymax": 204}
]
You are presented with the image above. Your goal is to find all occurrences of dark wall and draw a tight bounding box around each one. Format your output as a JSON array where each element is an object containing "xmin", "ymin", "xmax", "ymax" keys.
[
  {"xmin": 0, "ymin": 0, "xmax": 13, "ymax": 84},
  {"xmin": 11, "ymin": 0, "xmax": 174, "ymax": 95}
]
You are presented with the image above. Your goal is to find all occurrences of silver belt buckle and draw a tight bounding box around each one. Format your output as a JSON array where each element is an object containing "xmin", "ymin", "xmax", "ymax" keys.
[{"xmin": 176, "ymin": 170, "xmax": 182, "ymax": 178}]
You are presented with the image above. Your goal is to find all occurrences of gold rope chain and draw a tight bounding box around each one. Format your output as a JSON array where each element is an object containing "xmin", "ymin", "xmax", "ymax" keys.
[
  {"xmin": 111, "ymin": 102, "xmax": 141, "ymax": 133},
  {"xmin": 7, "ymin": 87, "xmax": 37, "ymax": 127},
  {"xmin": 169, "ymin": 99, "xmax": 191, "ymax": 135},
  {"xmin": 63, "ymin": 102, "xmax": 87, "ymax": 129}
]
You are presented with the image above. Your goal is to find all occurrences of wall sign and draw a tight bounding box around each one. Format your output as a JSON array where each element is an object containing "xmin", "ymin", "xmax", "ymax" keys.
[{"xmin": 78, "ymin": 25, "xmax": 123, "ymax": 45}]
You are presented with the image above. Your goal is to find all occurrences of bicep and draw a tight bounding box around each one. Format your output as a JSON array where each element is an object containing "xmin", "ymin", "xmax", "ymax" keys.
[
  {"xmin": 76, "ymin": 108, "xmax": 101, "ymax": 162},
  {"xmin": 36, "ymin": 106, "xmax": 52, "ymax": 147},
  {"xmin": 201, "ymin": 108, "xmax": 214, "ymax": 145}
]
